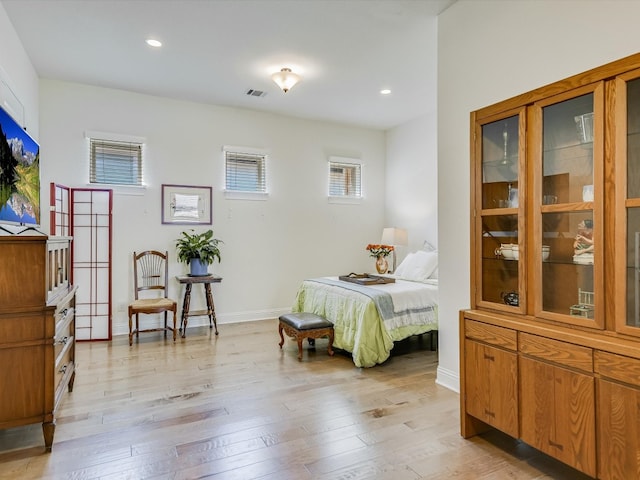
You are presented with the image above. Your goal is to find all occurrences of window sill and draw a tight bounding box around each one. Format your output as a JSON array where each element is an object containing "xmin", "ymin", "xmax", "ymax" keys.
[
  {"xmin": 87, "ymin": 183, "xmax": 146, "ymax": 196},
  {"xmin": 328, "ymin": 195, "xmax": 362, "ymax": 205},
  {"xmin": 224, "ymin": 190, "xmax": 269, "ymax": 201}
]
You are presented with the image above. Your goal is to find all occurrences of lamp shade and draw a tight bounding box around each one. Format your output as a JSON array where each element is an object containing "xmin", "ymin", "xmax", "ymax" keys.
[
  {"xmin": 381, "ymin": 227, "xmax": 408, "ymax": 246},
  {"xmin": 271, "ymin": 68, "xmax": 301, "ymax": 93}
]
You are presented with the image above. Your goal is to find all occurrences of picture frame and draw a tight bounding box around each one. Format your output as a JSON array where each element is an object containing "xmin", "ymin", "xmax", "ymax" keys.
[{"xmin": 161, "ymin": 184, "xmax": 212, "ymax": 225}]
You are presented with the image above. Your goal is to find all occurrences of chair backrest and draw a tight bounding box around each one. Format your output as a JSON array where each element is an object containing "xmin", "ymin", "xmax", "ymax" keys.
[{"xmin": 133, "ymin": 250, "xmax": 170, "ymax": 300}]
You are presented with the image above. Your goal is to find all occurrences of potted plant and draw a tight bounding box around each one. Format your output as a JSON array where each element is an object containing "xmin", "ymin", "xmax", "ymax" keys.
[{"xmin": 176, "ymin": 229, "xmax": 222, "ymax": 276}]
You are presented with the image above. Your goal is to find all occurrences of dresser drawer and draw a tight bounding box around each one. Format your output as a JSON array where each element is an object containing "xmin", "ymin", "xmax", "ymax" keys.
[
  {"xmin": 54, "ymin": 346, "xmax": 74, "ymax": 407},
  {"xmin": 595, "ymin": 350, "xmax": 640, "ymax": 387},
  {"xmin": 54, "ymin": 307, "xmax": 74, "ymax": 361},
  {"xmin": 519, "ymin": 332, "xmax": 593, "ymax": 373},
  {"xmin": 465, "ymin": 319, "xmax": 517, "ymax": 351}
]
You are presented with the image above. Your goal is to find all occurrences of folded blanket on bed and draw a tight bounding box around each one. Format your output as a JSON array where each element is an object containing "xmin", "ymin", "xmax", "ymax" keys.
[
  {"xmin": 309, "ymin": 277, "xmax": 394, "ymax": 319},
  {"xmin": 307, "ymin": 277, "xmax": 437, "ymax": 331}
]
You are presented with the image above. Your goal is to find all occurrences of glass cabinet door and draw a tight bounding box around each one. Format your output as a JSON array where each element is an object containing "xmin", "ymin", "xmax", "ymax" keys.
[
  {"xmin": 617, "ymin": 72, "xmax": 640, "ymax": 336},
  {"xmin": 534, "ymin": 84, "xmax": 604, "ymax": 328},
  {"xmin": 475, "ymin": 111, "xmax": 524, "ymax": 311}
]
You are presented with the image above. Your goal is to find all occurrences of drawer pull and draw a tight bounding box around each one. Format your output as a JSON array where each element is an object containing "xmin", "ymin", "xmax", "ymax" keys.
[
  {"xmin": 58, "ymin": 364, "xmax": 68, "ymax": 374},
  {"xmin": 484, "ymin": 409, "xmax": 496, "ymax": 418},
  {"xmin": 60, "ymin": 308, "xmax": 69, "ymax": 319},
  {"xmin": 548, "ymin": 440, "xmax": 564, "ymax": 451},
  {"xmin": 483, "ymin": 353, "xmax": 495, "ymax": 361},
  {"xmin": 57, "ymin": 336, "xmax": 68, "ymax": 345}
]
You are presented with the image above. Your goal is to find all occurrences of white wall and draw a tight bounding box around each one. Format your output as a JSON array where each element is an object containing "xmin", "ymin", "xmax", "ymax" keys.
[
  {"xmin": 39, "ymin": 79, "xmax": 387, "ymax": 335},
  {"xmin": 385, "ymin": 12, "xmax": 438, "ymax": 262},
  {"xmin": 437, "ymin": 0, "xmax": 640, "ymax": 392},
  {"xmin": 386, "ymin": 112, "xmax": 438, "ymax": 260},
  {"xmin": 0, "ymin": 3, "xmax": 38, "ymax": 137}
]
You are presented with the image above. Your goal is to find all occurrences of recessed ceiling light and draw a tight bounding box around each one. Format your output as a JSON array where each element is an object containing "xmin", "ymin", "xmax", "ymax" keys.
[
  {"xmin": 146, "ymin": 39, "xmax": 162, "ymax": 48},
  {"xmin": 380, "ymin": 89, "xmax": 391, "ymax": 95}
]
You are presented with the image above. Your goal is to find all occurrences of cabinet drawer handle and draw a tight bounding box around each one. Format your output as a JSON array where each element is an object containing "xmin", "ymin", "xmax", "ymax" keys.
[
  {"xmin": 58, "ymin": 364, "xmax": 68, "ymax": 374},
  {"xmin": 483, "ymin": 353, "xmax": 495, "ymax": 361},
  {"xmin": 60, "ymin": 308, "xmax": 68, "ymax": 319},
  {"xmin": 484, "ymin": 408, "xmax": 496, "ymax": 418},
  {"xmin": 548, "ymin": 440, "xmax": 564, "ymax": 451},
  {"xmin": 57, "ymin": 336, "xmax": 68, "ymax": 345}
]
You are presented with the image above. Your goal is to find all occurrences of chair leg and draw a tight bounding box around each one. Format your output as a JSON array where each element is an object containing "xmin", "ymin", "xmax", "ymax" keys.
[
  {"xmin": 135, "ymin": 314, "xmax": 139, "ymax": 339},
  {"xmin": 172, "ymin": 309, "xmax": 177, "ymax": 342},
  {"xmin": 164, "ymin": 311, "xmax": 168, "ymax": 337},
  {"xmin": 128, "ymin": 311, "xmax": 133, "ymax": 346}
]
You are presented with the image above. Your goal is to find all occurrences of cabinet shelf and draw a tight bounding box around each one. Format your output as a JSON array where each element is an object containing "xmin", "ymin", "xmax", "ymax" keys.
[
  {"xmin": 541, "ymin": 202, "xmax": 593, "ymax": 213},
  {"xmin": 482, "ymin": 207, "xmax": 518, "ymax": 215}
]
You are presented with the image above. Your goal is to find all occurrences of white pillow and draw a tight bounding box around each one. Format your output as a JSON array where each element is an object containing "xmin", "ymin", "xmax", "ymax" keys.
[
  {"xmin": 394, "ymin": 252, "xmax": 415, "ymax": 278},
  {"xmin": 396, "ymin": 250, "xmax": 438, "ymax": 282}
]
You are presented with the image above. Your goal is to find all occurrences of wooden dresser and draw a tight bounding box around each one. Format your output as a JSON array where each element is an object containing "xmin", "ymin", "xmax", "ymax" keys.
[
  {"xmin": 462, "ymin": 52, "xmax": 640, "ymax": 479},
  {"xmin": 0, "ymin": 231, "xmax": 76, "ymax": 451}
]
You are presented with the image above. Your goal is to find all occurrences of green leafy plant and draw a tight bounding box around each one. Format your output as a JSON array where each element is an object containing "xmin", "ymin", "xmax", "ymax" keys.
[{"xmin": 176, "ymin": 229, "xmax": 222, "ymax": 265}]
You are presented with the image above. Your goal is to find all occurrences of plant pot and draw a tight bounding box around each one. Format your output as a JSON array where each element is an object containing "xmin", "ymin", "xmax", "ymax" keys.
[{"xmin": 190, "ymin": 258, "xmax": 209, "ymax": 276}]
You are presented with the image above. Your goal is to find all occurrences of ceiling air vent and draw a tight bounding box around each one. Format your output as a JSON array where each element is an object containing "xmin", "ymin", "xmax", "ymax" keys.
[{"xmin": 245, "ymin": 89, "xmax": 267, "ymax": 98}]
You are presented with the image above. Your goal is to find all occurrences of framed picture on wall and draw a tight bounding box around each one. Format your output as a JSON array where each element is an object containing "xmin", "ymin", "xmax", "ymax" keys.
[{"xmin": 161, "ymin": 184, "xmax": 212, "ymax": 225}]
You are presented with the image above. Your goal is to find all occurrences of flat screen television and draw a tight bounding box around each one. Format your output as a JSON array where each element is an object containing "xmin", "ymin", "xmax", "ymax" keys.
[{"xmin": 0, "ymin": 105, "xmax": 40, "ymax": 228}]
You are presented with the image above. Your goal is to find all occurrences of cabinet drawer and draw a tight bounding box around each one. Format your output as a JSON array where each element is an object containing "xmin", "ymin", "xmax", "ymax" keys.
[
  {"xmin": 54, "ymin": 307, "xmax": 74, "ymax": 360},
  {"xmin": 465, "ymin": 319, "xmax": 517, "ymax": 351},
  {"xmin": 519, "ymin": 332, "xmax": 593, "ymax": 373},
  {"xmin": 594, "ymin": 350, "xmax": 640, "ymax": 387},
  {"xmin": 54, "ymin": 346, "xmax": 73, "ymax": 401}
]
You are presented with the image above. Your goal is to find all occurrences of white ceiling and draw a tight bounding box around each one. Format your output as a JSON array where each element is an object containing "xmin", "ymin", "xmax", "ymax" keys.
[{"xmin": 2, "ymin": 0, "xmax": 455, "ymax": 130}]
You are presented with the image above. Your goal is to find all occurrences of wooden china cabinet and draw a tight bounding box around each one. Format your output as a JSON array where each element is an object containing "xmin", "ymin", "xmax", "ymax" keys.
[
  {"xmin": 0, "ymin": 231, "xmax": 76, "ymax": 451},
  {"xmin": 461, "ymin": 52, "xmax": 640, "ymax": 479}
]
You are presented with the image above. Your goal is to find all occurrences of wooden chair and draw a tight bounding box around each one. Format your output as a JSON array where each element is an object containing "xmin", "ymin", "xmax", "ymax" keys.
[{"xmin": 128, "ymin": 250, "xmax": 177, "ymax": 345}]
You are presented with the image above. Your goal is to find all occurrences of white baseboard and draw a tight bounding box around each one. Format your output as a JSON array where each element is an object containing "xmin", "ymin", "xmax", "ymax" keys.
[
  {"xmin": 435, "ymin": 365, "xmax": 460, "ymax": 393},
  {"xmin": 111, "ymin": 307, "xmax": 290, "ymax": 337}
]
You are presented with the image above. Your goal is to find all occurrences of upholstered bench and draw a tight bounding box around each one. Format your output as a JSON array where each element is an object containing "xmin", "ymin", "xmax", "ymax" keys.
[{"xmin": 278, "ymin": 312, "xmax": 334, "ymax": 361}]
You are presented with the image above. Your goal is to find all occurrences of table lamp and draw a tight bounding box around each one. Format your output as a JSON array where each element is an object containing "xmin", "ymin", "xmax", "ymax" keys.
[{"xmin": 381, "ymin": 227, "xmax": 408, "ymax": 273}]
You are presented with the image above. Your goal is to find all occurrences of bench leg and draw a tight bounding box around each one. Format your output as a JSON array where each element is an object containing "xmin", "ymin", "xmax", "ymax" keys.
[
  {"xmin": 278, "ymin": 322, "xmax": 285, "ymax": 348},
  {"xmin": 296, "ymin": 337, "xmax": 304, "ymax": 361},
  {"xmin": 327, "ymin": 329, "xmax": 335, "ymax": 356}
]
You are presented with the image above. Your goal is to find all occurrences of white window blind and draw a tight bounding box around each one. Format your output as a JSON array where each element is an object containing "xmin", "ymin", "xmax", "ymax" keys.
[
  {"xmin": 329, "ymin": 159, "xmax": 362, "ymax": 197},
  {"xmin": 90, "ymin": 138, "xmax": 143, "ymax": 185},
  {"xmin": 225, "ymin": 150, "xmax": 267, "ymax": 193}
]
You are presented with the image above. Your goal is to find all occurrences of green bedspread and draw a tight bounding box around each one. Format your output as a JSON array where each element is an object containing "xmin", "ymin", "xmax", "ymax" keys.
[{"xmin": 292, "ymin": 277, "xmax": 438, "ymax": 367}]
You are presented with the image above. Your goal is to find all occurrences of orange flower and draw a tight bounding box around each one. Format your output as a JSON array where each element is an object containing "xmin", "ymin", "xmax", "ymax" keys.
[{"xmin": 366, "ymin": 244, "xmax": 394, "ymax": 257}]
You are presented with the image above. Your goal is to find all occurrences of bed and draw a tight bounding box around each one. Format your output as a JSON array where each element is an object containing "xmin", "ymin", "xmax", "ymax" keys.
[{"xmin": 291, "ymin": 249, "xmax": 439, "ymax": 367}]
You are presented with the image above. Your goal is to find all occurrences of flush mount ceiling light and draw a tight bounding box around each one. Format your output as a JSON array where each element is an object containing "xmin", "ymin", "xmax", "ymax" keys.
[
  {"xmin": 271, "ymin": 68, "xmax": 301, "ymax": 93},
  {"xmin": 380, "ymin": 89, "xmax": 391, "ymax": 95},
  {"xmin": 145, "ymin": 38, "xmax": 162, "ymax": 48}
]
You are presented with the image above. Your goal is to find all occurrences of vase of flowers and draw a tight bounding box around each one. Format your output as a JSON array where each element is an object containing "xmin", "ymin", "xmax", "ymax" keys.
[{"xmin": 366, "ymin": 244, "xmax": 394, "ymax": 274}]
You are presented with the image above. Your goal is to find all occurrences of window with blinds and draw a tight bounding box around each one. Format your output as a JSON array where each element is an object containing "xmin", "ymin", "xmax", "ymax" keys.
[
  {"xmin": 225, "ymin": 150, "xmax": 267, "ymax": 193},
  {"xmin": 90, "ymin": 138, "xmax": 143, "ymax": 185},
  {"xmin": 328, "ymin": 159, "xmax": 362, "ymax": 197}
]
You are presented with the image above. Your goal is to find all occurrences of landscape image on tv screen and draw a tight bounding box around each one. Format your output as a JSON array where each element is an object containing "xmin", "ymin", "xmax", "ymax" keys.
[{"xmin": 0, "ymin": 106, "xmax": 40, "ymax": 227}]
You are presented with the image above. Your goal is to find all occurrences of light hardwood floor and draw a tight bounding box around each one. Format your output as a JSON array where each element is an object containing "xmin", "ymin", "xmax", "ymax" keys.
[{"xmin": 0, "ymin": 319, "xmax": 591, "ymax": 479}]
